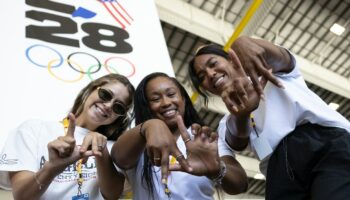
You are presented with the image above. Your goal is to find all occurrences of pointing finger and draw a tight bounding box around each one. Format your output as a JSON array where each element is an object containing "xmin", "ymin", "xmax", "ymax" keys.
[{"xmin": 66, "ymin": 113, "xmax": 76, "ymax": 138}]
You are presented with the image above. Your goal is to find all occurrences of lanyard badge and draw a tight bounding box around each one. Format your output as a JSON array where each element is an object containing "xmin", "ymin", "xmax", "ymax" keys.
[
  {"xmin": 72, "ymin": 193, "xmax": 89, "ymax": 200},
  {"xmin": 62, "ymin": 118, "xmax": 89, "ymax": 200},
  {"xmin": 250, "ymin": 115, "xmax": 273, "ymax": 160}
]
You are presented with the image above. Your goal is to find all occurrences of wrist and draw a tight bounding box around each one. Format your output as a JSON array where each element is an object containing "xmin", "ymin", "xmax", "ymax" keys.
[
  {"xmin": 236, "ymin": 115, "xmax": 251, "ymax": 137},
  {"xmin": 141, "ymin": 119, "xmax": 166, "ymax": 139},
  {"xmin": 227, "ymin": 114, "xmax": 250, "ymax": 138},
  {"xmin": 208, "ymin": 160, "xmax": 227, "ymax": 185},
  {"xmin": 44, "ymin": 160, "xmax": 65, "ymax": 176}
]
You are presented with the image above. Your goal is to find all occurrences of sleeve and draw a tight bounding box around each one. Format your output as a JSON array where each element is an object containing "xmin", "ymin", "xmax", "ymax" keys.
[
  {"xmin": 217, "ymin": 115, "xmax": 235, "ymax": 157},
  {"xmin": 0, "ymin": 120, "xmax": 41, "ymax": 172},
  {"xmin": 274, "ymin": 47, "xmax": 301, "ymax": 78},
  {"xmin": 0, "ymin": 120, "xmax": 42, "ymax": 189}
]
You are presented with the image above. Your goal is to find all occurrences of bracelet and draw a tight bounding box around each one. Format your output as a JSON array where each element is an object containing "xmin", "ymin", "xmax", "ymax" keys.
[
  {"xmin": 139, "ymin": 122, "xmax": 146, "ymax": 139},
  {"xmin": 33, "ymin": 172, "xmax": 44, "ymax": 190},
  {"xmin": 210, "ymin": 160, "xmax": 227, "ymax": 185}
]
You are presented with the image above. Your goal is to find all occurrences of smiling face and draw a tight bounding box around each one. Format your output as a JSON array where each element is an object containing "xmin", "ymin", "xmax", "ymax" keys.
[
  {"xmin": 193, "ymin": 53, "xmax": 240, "ymax": 96},
  {"xmin": 145, "ymin": 76, "xmax": 185, "ymax": 130},
  {"xmin": 76, "ymin": 81, "xmax": 130, "ymax": 131}
]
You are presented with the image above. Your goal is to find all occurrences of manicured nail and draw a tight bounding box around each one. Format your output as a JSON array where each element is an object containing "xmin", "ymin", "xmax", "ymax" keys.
[
  {"xmin": 260, "ymin": 94, "xmax": 265, "ymax": 101},
  {"xmin": 278, "ymin": 82, "xmax": 285, "ymax": 89}
]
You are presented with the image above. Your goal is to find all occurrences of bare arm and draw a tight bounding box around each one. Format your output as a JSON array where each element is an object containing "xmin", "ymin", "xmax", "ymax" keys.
[
  {"xmin": 95, "ymin": 148, "xmax": 125, "ymax": 200},
  {"xmin": 9, "ymin": 162, "xmax": 62, "ymax": 200},
  {"xmin": 111, "ymin": 119, "xmax": 161, "ymax": 169},
  {"xmin": 220, "ymin": 156, "xmax": 248, "ymax": 194},
  {"xmin": 225, "ymin": 114, "xmax": 251, "ymax": 151}
]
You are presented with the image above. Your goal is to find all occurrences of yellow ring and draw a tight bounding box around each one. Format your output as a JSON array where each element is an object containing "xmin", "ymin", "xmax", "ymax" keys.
[{"xmin": 47, "ymin": 59, "xmax": 84, "ymax": 83}]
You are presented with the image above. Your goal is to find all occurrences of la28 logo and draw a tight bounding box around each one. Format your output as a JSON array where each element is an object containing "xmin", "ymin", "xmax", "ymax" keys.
[{"xmin": 25, "ymin": 0, "xmax": 132, "ymax": 53}]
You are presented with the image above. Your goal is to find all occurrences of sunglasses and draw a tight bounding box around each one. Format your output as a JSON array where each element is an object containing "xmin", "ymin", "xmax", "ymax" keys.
[{"xmin": 97, "ymin": 87, "xmax": 127, "ymax": 116}]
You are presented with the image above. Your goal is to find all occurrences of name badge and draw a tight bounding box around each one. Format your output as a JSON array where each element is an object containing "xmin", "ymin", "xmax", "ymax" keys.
[
  {"xmin": 252, "ymin": 136, "xmax": 273, "ymax": 160},
  {"xmin": 72, "ymin": 193, "xmax": 89, "ymax": 200}
]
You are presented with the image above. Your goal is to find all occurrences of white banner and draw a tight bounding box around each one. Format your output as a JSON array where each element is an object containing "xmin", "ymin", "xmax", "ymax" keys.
[{"xmin": 0, "ymin": 0, "xmax": 173, "ymax": 149}]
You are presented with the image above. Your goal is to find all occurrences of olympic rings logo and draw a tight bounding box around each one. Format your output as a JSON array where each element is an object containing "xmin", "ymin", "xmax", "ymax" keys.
[{"xmin": 25, "ymin": 44, "xmax": 136, "ymax": 83}]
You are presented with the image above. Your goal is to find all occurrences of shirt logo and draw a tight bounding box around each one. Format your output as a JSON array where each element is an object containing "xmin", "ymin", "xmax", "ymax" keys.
[{"xmin": 0, "ymin": 154, "xmax": 18, "ymax": 165}]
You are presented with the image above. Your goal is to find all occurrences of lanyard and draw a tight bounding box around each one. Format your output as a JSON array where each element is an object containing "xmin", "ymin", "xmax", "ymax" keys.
[
  {"xmin": 62, "ymin": 118, "xmax": 84, "ymax": 196},
  {"xmin": 250, "ymin": 114, "xmax": 259, "ymax": 137}
]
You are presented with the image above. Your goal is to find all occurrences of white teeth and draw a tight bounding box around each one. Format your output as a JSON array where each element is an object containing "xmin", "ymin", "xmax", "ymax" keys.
[
  {"xmin": 95, "ymin": 105, "xmax": 107, "ymax": 118},
  {"xmin": 214, "ymin": 76, "xmax": 224, "ymax": 87},
  {"xmin": 163, "ymin": 110, "xmax": 176, "ymax": 117}
]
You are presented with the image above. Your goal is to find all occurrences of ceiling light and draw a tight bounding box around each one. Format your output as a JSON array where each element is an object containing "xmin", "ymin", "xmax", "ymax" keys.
[
  {"xmin": 330, "ymin": 23, "xmax": 345, "ymax": 36},
  {"xmin": 254, "ymin": 173, "xmax": 265, "ymax": 180},
  {"xmin": 329, "ymin": 102, "xmax": 339, "ymax": 110}
]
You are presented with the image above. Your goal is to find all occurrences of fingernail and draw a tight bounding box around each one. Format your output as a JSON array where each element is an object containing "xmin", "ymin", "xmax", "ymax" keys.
[
  {"xmin": 243, "ymin": 95, "xmax": 248, "ymax": 101},
  {"xmin": 260, "ymin": 94, "xmax": 265, "ymax": 101},
  {"xmin": 162, "ymin": 178, "xmax": 167, "ymax": 184}
]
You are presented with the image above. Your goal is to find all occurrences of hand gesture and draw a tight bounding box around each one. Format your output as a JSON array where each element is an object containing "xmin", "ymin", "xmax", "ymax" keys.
[
  {"xmin": 47, "ymin": 113, "xmax": 93, "ymax": 172},
  {"xmin": 80, "ymin": 131, "xmax": 108, "ymax": 157},
  {"xmin": 231, "ymin": 36, "xmax": 283, "ymax": 97},
  {"xmin": 221, "ymin": 50, "xmax": 265, "ymax": 117},
  {"xmin": 143, "ymin": 119, "xmax": 192, "ymax": 183},
  {"xmin": 169, "ymin": 116, "xmax": 221, "ymax": 178}
]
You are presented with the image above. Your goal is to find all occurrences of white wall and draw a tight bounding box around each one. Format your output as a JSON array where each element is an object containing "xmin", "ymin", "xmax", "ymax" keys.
[{"xmin": 0, "ymin": 189, "xmax": 12, "ymax": 200}]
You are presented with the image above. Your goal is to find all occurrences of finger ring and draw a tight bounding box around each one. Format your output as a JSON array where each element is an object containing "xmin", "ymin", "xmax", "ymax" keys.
[
  {"xmin": 175, "ymin": 154, "xmax": 184, "ymax": 161},
  {"xmin": 153, "ymin": 157, "xmax": 161, "ymax": 161},
  {"xmin": 184, "ymin": 138, "xmax": 191, "ymax": 144},
  {"xmin": 98, "ymin": 145, "xmax": 104, "ymax": 151}
]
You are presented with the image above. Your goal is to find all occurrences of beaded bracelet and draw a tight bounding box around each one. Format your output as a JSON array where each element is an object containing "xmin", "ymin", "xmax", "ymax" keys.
[{"xmin": 211, "ymin": 160, "xmax": 227, "ymax": 185}]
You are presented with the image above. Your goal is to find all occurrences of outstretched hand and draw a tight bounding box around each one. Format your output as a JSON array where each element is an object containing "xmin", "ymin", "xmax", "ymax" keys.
[
  {"xmin": 168, "ymin": 116, "xmax": 221, "ymax": 178},
  {"xmin": 142, "ymin": 119, "xmax": 192, "ymax": 183},
  {"xmin": 231, "ymin": 36, "xmax": 283, "ymax": 97},
  {"xmin": 221, "ymin": 50, "xmax": 265, "ymax": 116},
  {"xmin": 47, "ymin": 113, "xmax": 93, "ymax": 172}
]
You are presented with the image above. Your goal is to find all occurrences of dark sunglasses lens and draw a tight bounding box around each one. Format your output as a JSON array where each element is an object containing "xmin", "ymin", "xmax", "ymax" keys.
[
  {"xmin": 113, "ymin": 103, "xmax": 126, "ymax": 116},
  {"xmin": 98, "ymin": 88, "xmax": 112, "ymax": 102}
]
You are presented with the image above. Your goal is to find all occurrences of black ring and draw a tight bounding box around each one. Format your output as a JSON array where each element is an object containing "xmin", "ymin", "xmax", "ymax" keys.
[{"xmin": 67, "ymin": 52, "xmax": 101, "ymax": 74}]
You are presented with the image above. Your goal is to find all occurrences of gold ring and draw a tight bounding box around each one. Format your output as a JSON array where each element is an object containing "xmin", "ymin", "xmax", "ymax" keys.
[
  {"xmin": 184, "ymin": 138, "xmax": 191, "ymax": 144},
  {"xmin": 175, "ymin": 154, "xmax": 184, "ymax": 161}
]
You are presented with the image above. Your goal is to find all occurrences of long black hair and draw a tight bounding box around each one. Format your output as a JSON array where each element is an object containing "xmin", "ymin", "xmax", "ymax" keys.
[
  {"xmin": 134, "ymin": 72, "xmax": 203, "ymax": 198},
  {"xmin": 188, "ymin": 44, "xmax": 229, "ymax": 106}
]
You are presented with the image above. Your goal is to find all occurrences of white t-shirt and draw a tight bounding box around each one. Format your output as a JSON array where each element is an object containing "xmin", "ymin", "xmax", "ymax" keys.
[
  {"xmin": 125, "ymin": 127, "xmax": 233, "ymax": 200},
  {"xmin": 224, "ymin": 55, "xmax": 350, "ymax": 174},
  {"xmin": 0, "ymin": 119, "xmax": 115, "ymax": 200}
]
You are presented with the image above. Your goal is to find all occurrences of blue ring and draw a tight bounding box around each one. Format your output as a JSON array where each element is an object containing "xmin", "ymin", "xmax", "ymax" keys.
[{"xmin": 26, "ymin": 44, "xmax": 63, "ymax": 68}]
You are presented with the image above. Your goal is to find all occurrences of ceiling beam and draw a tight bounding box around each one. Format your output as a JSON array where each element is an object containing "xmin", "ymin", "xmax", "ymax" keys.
[{"xmin": 155, "ymin": 0, "xmax": 350, "ymax": 101}]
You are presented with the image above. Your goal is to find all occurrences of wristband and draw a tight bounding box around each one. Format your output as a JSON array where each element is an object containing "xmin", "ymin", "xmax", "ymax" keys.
[{"xmin": 211, "ymin": 160, "xmax": 227, "ymax": 185}]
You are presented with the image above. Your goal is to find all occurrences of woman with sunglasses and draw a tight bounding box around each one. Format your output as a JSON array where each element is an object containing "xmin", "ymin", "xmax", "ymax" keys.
[
  {"xmin": 188, "ymin": 36, "xmax": 350, "ymax": 200},
  {"xmin": 112, "ymin": 72, "xmax": 248, "ymax": 200},
  {"xmin": 0, "ymin": 74, "xmax": 135, "ymax": 200}
]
